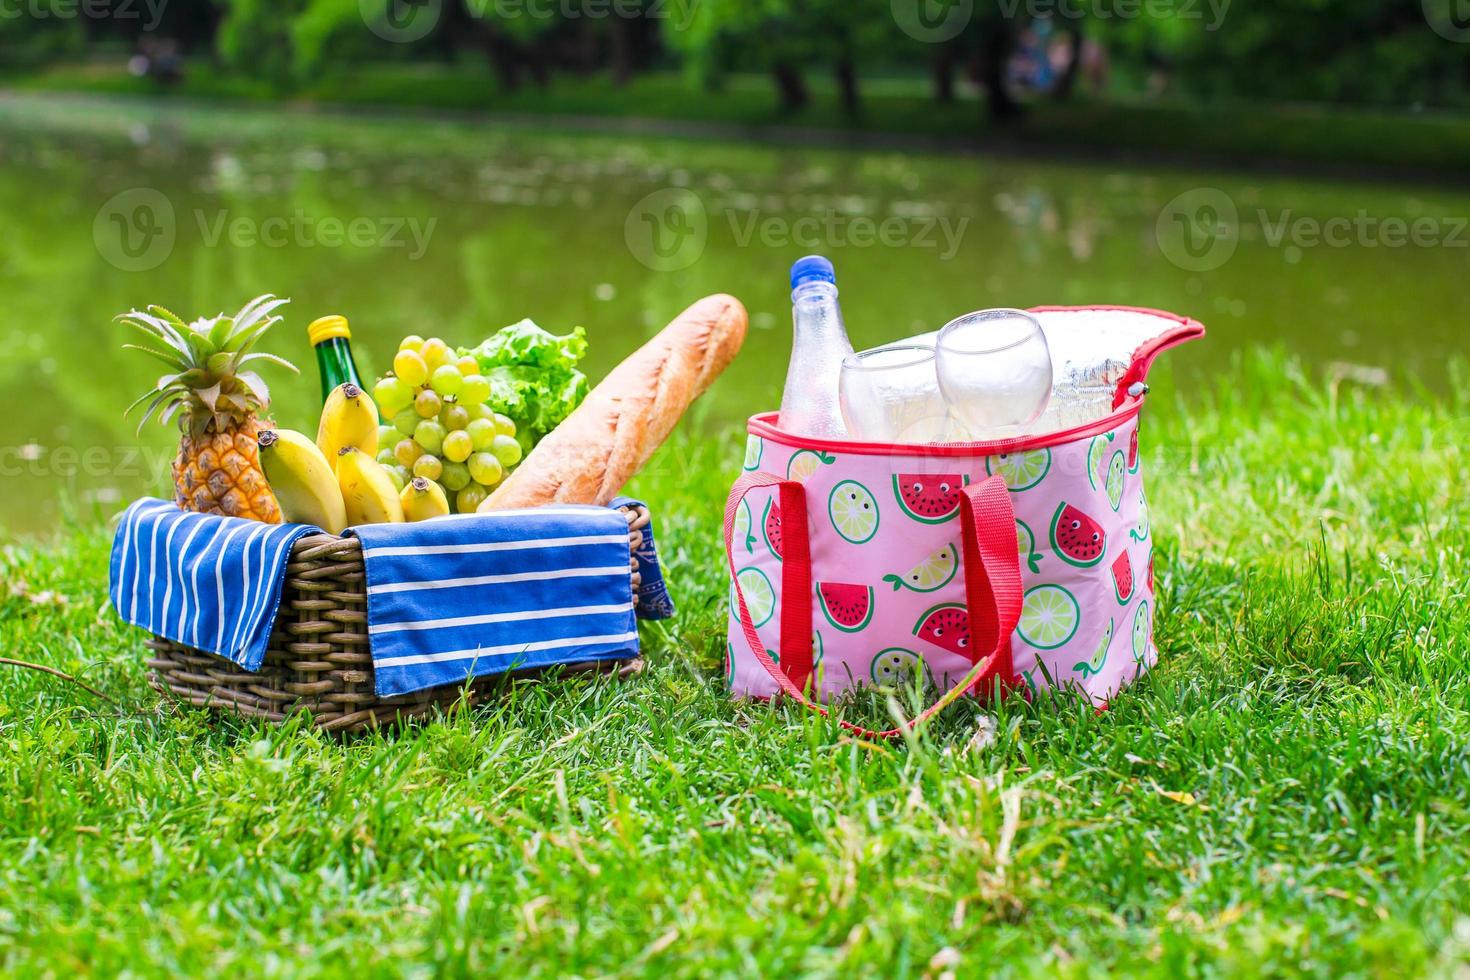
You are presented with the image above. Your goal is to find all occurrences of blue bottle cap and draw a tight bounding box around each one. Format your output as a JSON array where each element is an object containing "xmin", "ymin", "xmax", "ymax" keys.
[{"xmin": 790, "ymin": 255, "xmax": 836, "ymax": 289}]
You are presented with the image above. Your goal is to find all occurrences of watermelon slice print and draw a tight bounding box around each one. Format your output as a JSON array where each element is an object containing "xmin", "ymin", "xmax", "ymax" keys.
[
  {"xmin": 1073, "ymin": 618, "xmax": 1114, "ymax": 679},
  {"xmin": 1087, "ymin": 433, "xmax": 1115, "ymax": 491},
  {"xmin": 761, "ymin": 498, "xmax": 783, "ymax": 560},
  {"xmin": 892, "ymin": 473, "xmax": 969, "ymax": 524},
  {"xmin": 1132, "ymin": 600, "xmax": 1152, "ymax": 662},
  {"xmin": 725, "ymin": 641, "xmax": 734, "ymax": 691},
  {"xmin": 882, "ymin": 543, "xmax": 959, "ymax": 593},
  {"xmin": 1127, "ymin": 426, "xmax": 1140, "ymax": 474},
  {"xmin": 1050, "ymin": 501, "xmax": 1107, "ymax": 568},
  {"xmin": 985, "ymin": 449, "xmax": 1051, "ymax": 492},
  {"xmin": 1017, "ymin": 519, "xmax": 1042, "ymax": 574},
  {"xmin": 742, "ymin": 436, "xmax": 764, "ymax": 472},
  {"xmin": 1147, "ymin": 550, "xmax": 1155, "ymax": 593},
  {"xmin": 828, "ymin": 480, "xmax": 880, "ymax": 544},
  {"xmin": 731, "ymin": 567, "xmax": 775, "ymax": 628},
  {"xmin": 870, "ymin": 647, "xmax": 923, "ymax": 686},
  {"xmin": 1105, "ymin": 451, "xmax": 1126, "ymax": 511},
  {"xmin": 787, "ymin": 449, "xmax": 835, "ymax": 483},
  {"xmin": 1111, "ymin": 551, "xmax": 1133, "ymax": 605},
  {"xmin": 912, "ymin": 603, "xmax": 970, "ymax": 657},
  {"xmin": 732, "ymin": 498, "xmax": 755, "ymax": 553},
  {"xmin": 817, "ymin": 582, "xmax": 875, "ymax": 633}
]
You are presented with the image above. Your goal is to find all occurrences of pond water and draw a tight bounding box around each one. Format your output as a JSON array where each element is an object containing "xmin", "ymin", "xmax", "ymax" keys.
[{"xmin": 1, "ymin": 93, "xmax": 1465, "ymax": 536}]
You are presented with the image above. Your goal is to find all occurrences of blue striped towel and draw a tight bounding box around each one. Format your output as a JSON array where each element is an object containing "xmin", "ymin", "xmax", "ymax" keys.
[
  {"xmin": 350, "ymin": 505, "xmax": 641, "ymax": 697},
  {"xmin": 109, "ymin": 498, "xmax": 321, "ymax": 672}
]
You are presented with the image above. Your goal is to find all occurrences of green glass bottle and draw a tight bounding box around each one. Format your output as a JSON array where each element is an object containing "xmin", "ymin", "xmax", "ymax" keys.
[{"xmin": 307, "ymin": 314, "xmax": 366, "ymax": 403}]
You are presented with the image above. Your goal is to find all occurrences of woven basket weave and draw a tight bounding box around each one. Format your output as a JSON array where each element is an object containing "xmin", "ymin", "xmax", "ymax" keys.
[{"xmin": 145, "ymin": 502, "xmax": 651, "ymax": 732}]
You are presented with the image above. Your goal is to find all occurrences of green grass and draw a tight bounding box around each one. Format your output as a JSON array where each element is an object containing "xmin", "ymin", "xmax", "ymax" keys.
[
  {"xmin": 12, "ymin": 61, "xmax": 1470, "ymax": 177},
  {"xmin": 2, "ymin": 352, "xmax": 1468, "ymax": 976}
]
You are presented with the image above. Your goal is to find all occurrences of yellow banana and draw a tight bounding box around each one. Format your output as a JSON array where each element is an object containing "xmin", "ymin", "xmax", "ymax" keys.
[
  {"xmin": 317, "ymin": 382, "xmax": 379, "ymax": 469},
  {"xmin": 400, "ymin": 476, "xmax": 450, "ymax": 522},
  {"xmin": 336, "ymin": 447, "xmax": 404, "ymax": 526},
  {"xmin": 258, "ymin": 427, "xmax": 348, "ymax": 535}
]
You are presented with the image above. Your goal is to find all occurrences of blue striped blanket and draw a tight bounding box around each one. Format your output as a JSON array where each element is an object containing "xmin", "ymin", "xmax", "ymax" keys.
[{"xmin": 110, "ymin": 497, "xmax": 668, "ymax": 698}]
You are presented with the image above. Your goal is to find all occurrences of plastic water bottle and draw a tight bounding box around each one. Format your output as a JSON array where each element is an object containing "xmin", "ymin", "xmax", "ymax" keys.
[{"xmin": 778, "ymin": 255, "xmax": 854, "ymax": 437}]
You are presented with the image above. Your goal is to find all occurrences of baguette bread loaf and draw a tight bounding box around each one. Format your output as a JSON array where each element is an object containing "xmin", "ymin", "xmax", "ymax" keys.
[{"xmin": 480, "ymin": 293, "xmax": 748, "ymax": 510}]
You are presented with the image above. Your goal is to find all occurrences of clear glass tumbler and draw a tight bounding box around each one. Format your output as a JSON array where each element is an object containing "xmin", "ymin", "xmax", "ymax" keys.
[
  {"xmin": 839, "ymin": 345, "xmax": 951, "ymax": 443},
  {"xmin": 935, "ymin": 309, "xmax": 1053, "ymax": 440}
]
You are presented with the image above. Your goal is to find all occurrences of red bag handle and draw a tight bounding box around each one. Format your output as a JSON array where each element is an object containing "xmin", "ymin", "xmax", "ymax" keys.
[{"xmin": 724, "ymin": 471, "xmax": 1022, "ymax": 739}]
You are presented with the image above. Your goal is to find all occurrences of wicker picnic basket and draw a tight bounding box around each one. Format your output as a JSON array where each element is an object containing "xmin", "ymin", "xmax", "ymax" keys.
[{"xmin": 145, "ymin": 501, "xmax": 651, "ymax": 733}]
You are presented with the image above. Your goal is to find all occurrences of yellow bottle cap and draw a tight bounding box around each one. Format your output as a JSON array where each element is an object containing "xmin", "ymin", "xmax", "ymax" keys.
[{"xmin": 307, "ymin": 314, "xmax": 351, "ymax": 346}]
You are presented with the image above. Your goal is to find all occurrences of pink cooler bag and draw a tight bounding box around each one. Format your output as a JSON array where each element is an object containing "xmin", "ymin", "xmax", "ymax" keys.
[{"xmin": 724, "ymin": 306, "xmax": 1204, "ymax": 736}]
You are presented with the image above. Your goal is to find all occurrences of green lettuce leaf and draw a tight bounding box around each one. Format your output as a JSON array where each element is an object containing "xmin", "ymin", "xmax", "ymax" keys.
[{"xmin": 461, "ymin": 320, "xmax": 589, "ymax": 446}]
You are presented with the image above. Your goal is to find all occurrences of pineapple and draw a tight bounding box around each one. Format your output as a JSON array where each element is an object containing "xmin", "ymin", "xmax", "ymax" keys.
[{"xmin": 119, "ymin": 294, "xmax": 298, "ymax": 523}]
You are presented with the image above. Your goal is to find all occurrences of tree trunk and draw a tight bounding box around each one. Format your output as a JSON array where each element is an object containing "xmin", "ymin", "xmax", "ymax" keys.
[
  {"xmin": 526, "ymin": 47, "xmax": 551, "ymax": 89},
  {"xmin": 609, "ymin": 16, "xmax": 633, "ymax": 87},
  {"xmin": 978, "ymin": 25, "xmax": 1022, "ymax": 120},
  {"xmin": 483, "ymin": 33, "xmax": 522, "ymax": 92},
  {"xmin": 772, "ymin": 62, "xmax": 808, "ymax": 111},
  {"xmin": 835, "ymin": 56, "xmax": 859, "ymax": 113},
  {"xmin": 931, "ymin": 46, "xmax": 955, "ymax": 103}
]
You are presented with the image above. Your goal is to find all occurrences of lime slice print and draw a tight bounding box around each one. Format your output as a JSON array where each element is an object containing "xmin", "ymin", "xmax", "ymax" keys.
[
  {"xmin": 1131, "ymin": 490, "xmax": 1151, "ymax": 542},
  {"xmin": 787, "ymin": 449, "xmax": 835, "ymax": 483},
  {"xmin": 1016, "ymin": 519, "xmax": 1042, "ymax": 574},
  {"xmin": 1105, "ymin": 450, "xmax": 1126, "ymax": 512},
  {"xmin": 882, "ymin": 542, "xmax": 959, "ymax": 593},
  {"xmin": 733, "ymin": 498, "xmax": 755, "ymax": 553},
  {"xmin": 1132, "ymin": 599, "xmax": 1152, "ymax": 661},
  {"xmin": 986, "ymin": 448, "xmax": 1051, "ymax": 492},
  {"xmin": 828, "ymin": 480, "xmax": 879, "ymax": 544},
  {"xmin": 1016, "ymin": 584, "xmax": 1080, "ymax": 650},
  {"xmin": 742, "ymin": 436, "xmax": 764, "ymax": 472},
  {"xmin": 870, "ymin": 647, "xmax": 923, "ymax": 686},
  {"xmin": 731, "ymin": 567, "xmax": 775, "ymax": 628},
  {"xmin": 1086, "ymin": 433, "xmax": 1115, "ymax": 490}
]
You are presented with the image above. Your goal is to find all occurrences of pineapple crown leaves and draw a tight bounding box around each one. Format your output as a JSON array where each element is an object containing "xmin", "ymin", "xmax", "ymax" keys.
[{"xmin": 118, "ymin": 294, "xmax": 299, "ymax": 436}]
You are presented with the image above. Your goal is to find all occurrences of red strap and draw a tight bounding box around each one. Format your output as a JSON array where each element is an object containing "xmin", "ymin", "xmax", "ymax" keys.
[{"xmin": 724, "ymin": 472, "xmax": 1022, "ymax": 739}]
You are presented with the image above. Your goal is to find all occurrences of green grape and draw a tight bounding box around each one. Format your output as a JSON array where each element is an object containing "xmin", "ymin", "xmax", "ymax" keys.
[
  {"xmin": 442, "ymin": 429, "xmax": 473, "ymax": 463},
  {"xmin": 392, "ymin": 407, "xmax": 421, "ymax": 437},
  {"xmin": 455, "ymin": 355, "xmax": 480, "ymax": 376},
  {"xmin": 430, "ymin": 364, "xmax": 464, "ymax": 398},
  {"xmin": 374, "ymin": 376, "xmax": 413, "ymax": 415},
  {"xmin": 466, "ymin": 403, "xmax": 495, "ymax": 422},
  {"xmin": 413, "ymin": 420, "xmax": 446, "ymax": 455},
  {"xmin": 412, "ymin": 454, "xmax": 443, "ymax": 481},
  {"xmin": 440, "ymin": 460, "xmax": 472, "ymax": 492},
  {"xmin": 385, "ymin": 465, "xmax": 411, "ymax": 493},
  {"xmin": 458, "ymin": 374, "xmax": 491, "ymax": 406},
  {"xmin": 393, "ymin": 349, "xmax": 428, "ymax": 387},
  {"xmin": 490, "ymin": 434, "xmax": 522, "ymax": 468},
  {"xmin": 468, "ymin": 452, "xmax": 503, "ymax": 487},
  {"xmin": 492, "ymin": 413, "xmax": 517, "ymax": 437},
  {"xmin": 377, "ymin": 424, "xmax": 398, "ymax": 449},
  {"xmin": 398, "ymin": 334, "xmax": 425, "ymax": 353},
  {"xmin": 466, "ymin": 418, "xmax": 496, "ymax": 452},
  {"xmin": 420, "ymin": 337, "xmax": 451, "ymax": 370},
  {"xmin": 376, "ymin": 447, "xmax": 397, "ymax": 467},
  {"xmin": 440, "ymin": 403, "xmax": 470, "ymax": 431},
  {"xmin": 394, "ymin": 438, "xmax": 423, "ymax": 467},
  {"xmin": 455, "ymin": 482, "xmax": 489, "ymax": 513},
  {"xmin": 414, "ymin": 387, "xmax": 442, "ymax": 418}
]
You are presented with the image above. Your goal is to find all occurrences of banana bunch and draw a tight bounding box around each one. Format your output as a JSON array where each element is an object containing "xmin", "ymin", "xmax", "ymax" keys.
[{"xmin": 258, "ymin": 382, "xmax": 448, "ymax": 532}]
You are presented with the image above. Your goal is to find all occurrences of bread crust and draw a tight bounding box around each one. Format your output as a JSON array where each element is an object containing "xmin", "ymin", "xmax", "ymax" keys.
[{"xmin": 482, "ymin": 293, "xmax": 748, "ymax": 509}]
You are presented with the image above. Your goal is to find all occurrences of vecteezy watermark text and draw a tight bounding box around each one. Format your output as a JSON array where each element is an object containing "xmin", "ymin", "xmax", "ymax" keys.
[
  {"xmin": 0, "ymin": 0, "xmax": 167, "ymax": 29},
  {"xmin": 94, "ymin": 188, "xmax": 436, "ymax": 271},
  {"xmin": 1156, "ymin": 187, "xmax": 1470, "ymax": 271},
  {"xmin": 624, "ymin": 188, "xmax": 969, "ymax": 271}
]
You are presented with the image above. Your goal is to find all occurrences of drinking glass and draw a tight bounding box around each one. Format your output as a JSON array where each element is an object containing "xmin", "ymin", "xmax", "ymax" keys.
[
  {"xmin": 839, "ymin": 345, "xmax": 950, "ymax": 443},
  {"xmin": 935, "ymin": 309, "xmax": 1052, "ymax": 439}
]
